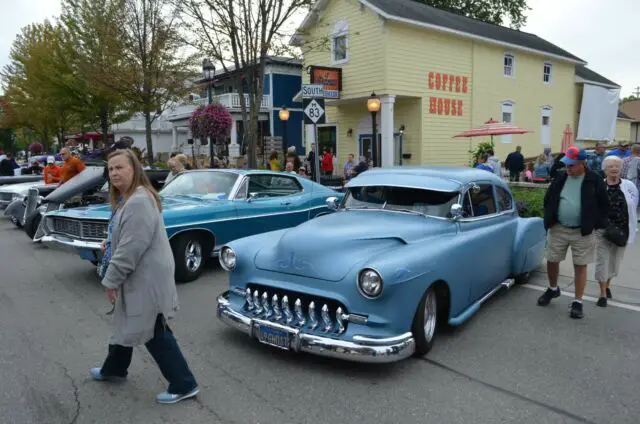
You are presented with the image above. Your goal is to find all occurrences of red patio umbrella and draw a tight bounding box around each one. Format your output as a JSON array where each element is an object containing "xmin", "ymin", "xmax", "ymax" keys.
[{"xmin": 453, "ymin": 118, "xmax": 532, "ymax": 147}]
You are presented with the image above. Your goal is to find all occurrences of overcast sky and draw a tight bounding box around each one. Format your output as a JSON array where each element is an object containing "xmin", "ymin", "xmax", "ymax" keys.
[{"xmin": 0, "ymin": 0, "xmax": 637, "ymax": 97}]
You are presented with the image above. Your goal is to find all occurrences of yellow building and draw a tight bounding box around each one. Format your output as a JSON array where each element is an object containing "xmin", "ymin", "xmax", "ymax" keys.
[{"xmin": 293, "ymin": 0, "xmax": 620, "ymax": 172}]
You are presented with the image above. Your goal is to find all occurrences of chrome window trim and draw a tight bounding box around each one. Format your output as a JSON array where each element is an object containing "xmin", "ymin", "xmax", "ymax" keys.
[
  {"xmin": 233, "ymin": 173, "xmax": 305, "ymax": 201},
  {"xmin": 457, "ymin": 182, "xmax": 508, "ymax": 222}
]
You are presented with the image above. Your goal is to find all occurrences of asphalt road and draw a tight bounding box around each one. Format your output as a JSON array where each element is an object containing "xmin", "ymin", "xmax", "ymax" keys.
[{"xmin": 1, "ymin": 218, "xmax": 639, "ymax": 424}]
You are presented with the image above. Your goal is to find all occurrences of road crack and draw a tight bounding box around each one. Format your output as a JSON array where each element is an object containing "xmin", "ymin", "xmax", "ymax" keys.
[
  {"xmin": 420, "ymin": 357, "xmax": 598, "ymax": 424},
  {"xmin": 57, "ymin": 362, "xmax": 81, "ymax": 424}
]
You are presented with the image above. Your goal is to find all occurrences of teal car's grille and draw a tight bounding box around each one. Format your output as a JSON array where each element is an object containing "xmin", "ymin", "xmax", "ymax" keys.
[{"xmin": 52, "ymin": 217, "xmax": 108, "ymax": 241}]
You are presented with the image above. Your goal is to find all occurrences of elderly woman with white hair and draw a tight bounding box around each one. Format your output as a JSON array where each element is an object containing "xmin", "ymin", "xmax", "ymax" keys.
[{"xmin": 595, "ymin": 155, "xmax": 639, "ymax": 307}]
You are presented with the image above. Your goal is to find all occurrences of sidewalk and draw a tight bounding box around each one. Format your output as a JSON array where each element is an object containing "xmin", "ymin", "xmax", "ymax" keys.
[{"xmin": 530, "ymin": 222, "xmax": 640, "ymax": 305}]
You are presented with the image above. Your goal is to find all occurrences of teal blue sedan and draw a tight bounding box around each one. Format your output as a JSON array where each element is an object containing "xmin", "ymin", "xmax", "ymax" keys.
[{"xmin": 40, "ymin": 169, "xmax": 343, "ymax": 282}]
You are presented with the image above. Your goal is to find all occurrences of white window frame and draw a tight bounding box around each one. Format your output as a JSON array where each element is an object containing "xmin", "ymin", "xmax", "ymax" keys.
[
  {"xmin": 331, "ymin": 20, "xmax": 349, "ymax": 65},
  {"xmin": 503, "ymin": 53, "xmax": 515, "ymax": 78},
  {"xmin": 501, "ymin": 101, "xmax": 515, "ymax": 144},
  {"xmin": 543, "ymin": 62, "xmax": 552, "ymax": 84},
  {"xmin": 541, "ymin": 106, "xmax": 552, "ymax": 145}
]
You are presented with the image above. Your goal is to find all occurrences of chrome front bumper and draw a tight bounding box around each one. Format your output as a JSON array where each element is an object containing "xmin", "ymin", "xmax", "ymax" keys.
[
  {"xmin": 216, "ymin": 291, "xmax": 415, "ymax": 363},
  {"xmin": 41, "ymin": 234, "xmax": 102, "ymax": 251}
]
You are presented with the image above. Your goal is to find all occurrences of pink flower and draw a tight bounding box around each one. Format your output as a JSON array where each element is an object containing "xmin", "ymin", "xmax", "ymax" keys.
[{"xmin": 189, "ymin": 104, "xmax": 233, "ymax": 142}]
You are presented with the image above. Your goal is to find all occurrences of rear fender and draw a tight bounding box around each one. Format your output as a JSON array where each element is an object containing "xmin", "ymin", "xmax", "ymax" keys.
[{"xmin": 511, "ymin": 217, "xmax": 546, "ymax": 275}]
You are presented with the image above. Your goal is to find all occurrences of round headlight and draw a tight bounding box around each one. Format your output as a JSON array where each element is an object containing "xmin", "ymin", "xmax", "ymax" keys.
[
  {"xmin": 219, "ymin": 246, "xmax": 237, "ymax": 271},
  {"xmin": 357, "ymin": 268, "xmax": 383, "ymax": 298}
]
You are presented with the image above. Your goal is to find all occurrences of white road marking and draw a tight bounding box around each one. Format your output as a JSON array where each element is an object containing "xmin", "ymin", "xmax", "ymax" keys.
[{"xmin": 522, "ymin": 283, "xmax": 640, "ymax": 312}]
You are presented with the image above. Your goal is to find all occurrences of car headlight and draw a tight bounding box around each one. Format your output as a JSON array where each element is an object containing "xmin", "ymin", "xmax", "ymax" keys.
[
  {"xmin": 357, "ymin": 268, "xmax": 383, "ymax": 298},
  {"xmin": 219, "ymin": 246, "xmax": 237, "ymax": 271}
]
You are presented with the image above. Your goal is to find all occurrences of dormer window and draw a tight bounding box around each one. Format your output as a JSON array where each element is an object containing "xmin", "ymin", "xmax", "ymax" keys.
[
  {"xmin": 331, "ymin": 20, "xmax": 349, "ymax": 64},
  {"xmin": 504, "ymin": 53, "xmax": 515, "ymax": 77}
]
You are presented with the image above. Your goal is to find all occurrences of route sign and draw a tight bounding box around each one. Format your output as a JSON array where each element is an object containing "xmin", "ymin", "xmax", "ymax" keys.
[
  {"xmin": 303, "ymin": 98, "xmax": 326, "ymax": 125},
  {"xmin": 301, "ymin": 84, "xmax": 325, "ymax": 99}
]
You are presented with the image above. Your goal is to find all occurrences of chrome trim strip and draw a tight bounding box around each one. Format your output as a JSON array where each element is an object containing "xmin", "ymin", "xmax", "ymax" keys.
[
  {"xmin": 41, "ymin": 234, "xmax": 102, "ymax": 250},
  {"xmin": 216, "ymin": 291, "xmax": 415, "ymax": 364},
  {"xmin": 164, "ymin": 204, "xmax": 328, "ymax": 229}
]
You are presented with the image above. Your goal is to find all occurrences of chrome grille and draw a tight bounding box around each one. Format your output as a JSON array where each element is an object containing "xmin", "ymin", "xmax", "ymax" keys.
[
  {"xmin": 0, "ymin": 192, "xmax": 13, "ymax": 202},
  {"xmin": 51, "ymin": 217, "xmax": 107, "ymax": 241},
  {"xmin": 244, "ymin": 284, "xmax": 348, "ymax": 334}
]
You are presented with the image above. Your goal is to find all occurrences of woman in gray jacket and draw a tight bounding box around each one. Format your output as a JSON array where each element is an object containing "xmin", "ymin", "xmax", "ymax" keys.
[{"xmin": 90, "ymin": 149, "xmax": 199, "ymax": 404}]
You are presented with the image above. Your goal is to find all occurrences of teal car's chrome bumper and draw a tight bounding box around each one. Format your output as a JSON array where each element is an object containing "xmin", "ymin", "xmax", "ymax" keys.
[{"xmin": 216, "ymin": 291, "xmax": 416, "ymax": 363}]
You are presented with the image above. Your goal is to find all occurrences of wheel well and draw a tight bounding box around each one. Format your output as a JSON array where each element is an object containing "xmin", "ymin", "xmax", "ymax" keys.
[
  {"xmin": 170, "ymin": 229, "xmax": 216, "ymax": 255},
  {"xmin": 431, "ymin": 280, "xmax": 451, "ymax": 324}
]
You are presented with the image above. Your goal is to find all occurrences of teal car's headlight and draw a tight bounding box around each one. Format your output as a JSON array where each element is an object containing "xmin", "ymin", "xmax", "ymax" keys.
[
  {"xmin": 357, "ymin": 268, "xmax": 383, "ymax": 298},
  {"xmin": 219, "ymin": 246, "xmax": 237, "ymax": 271}
]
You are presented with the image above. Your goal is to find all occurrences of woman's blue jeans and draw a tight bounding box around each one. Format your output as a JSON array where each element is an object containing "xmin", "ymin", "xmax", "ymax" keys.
[{"xmin": 100, "ymin": 314, "xmax": 198, "ymax": 395}]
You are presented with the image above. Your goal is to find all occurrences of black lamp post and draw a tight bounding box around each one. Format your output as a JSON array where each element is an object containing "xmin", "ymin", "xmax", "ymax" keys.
[
  {"xmin": 279, "ymin": 106, "xmax": 290, "ymax": 156},
  {"xmin": 202, "ymin": 58, "xmax": 215, "ymax": 168},
  {"xmin": 367, "ymin": 92, "xmax": 381, "ymax": 167}
]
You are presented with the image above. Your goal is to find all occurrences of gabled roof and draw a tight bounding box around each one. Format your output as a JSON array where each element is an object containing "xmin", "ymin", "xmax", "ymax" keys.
[
  {"xmin": 618, "ymin": 110, "xmax": 633, "ymax": 120},
  {"xmin": 575, "ymin": 65, "xmax": 620, "ymax": 88},
  {"xmin": 620, "ymin": 100, "xmax": 640, "ymax": 122},
  {"xmin": 195, "ymin": 56, "xmax": 301, "ymax": 84},
  {"xmin": 293, "ymin": 0, "xmax": 586, "ymax": 64}
]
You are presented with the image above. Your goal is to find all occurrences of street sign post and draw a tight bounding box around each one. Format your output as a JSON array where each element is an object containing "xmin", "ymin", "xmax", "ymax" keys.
[
  {"xmin": 301, "ymin": 84, "xmax": 324, "ymax": 99},
  {"xmin": 302, "ymin": 84, "xmax": 326, "ymax": 183}
]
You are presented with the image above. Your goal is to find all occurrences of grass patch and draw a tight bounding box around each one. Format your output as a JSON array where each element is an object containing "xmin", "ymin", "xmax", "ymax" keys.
[{"xmin": 511, "ymin": 186, "xmax": 546, "ymax": 218}]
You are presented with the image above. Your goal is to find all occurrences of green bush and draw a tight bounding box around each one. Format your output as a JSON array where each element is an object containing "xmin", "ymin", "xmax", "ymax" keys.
[{"xmin": 511, "ymin": 186, "xmax": 546, "ymax": 218}]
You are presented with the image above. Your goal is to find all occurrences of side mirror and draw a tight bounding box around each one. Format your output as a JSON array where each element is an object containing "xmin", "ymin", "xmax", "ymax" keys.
[
  {"xmin": 449, "ymin": 203, "xmax": 463, "ymax": 221},
  {"xmin": 247, "ymin": 192, "xmax": 259, "ymax": 203},
  {"xmin": 326, "ymin": 196, "xmax": 340, "ymax": 211}
]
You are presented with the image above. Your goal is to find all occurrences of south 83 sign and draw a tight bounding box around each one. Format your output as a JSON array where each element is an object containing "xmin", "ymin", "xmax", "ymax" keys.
[{"xmin": 303, "ymin": 99, "xmax": 326, "ymax": 125}]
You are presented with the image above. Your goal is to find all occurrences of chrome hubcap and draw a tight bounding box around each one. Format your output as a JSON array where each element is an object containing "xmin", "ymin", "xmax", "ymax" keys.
[
  {"xmin": 423, "ymin": 289, "xmax": 437, "ymax": 343},
  {"xmin": 185, "ymin": 240, "xmax": 202, "ymax": 273}
]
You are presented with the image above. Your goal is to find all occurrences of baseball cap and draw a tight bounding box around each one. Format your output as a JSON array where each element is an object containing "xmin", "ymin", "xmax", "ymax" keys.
[
  {"xmin": 47, "ymin": 156, "xmax": 55, "ymax": 164},
  {"xmin": 561, "ymin": 146, "xmax": 587, "ymax": 165}
]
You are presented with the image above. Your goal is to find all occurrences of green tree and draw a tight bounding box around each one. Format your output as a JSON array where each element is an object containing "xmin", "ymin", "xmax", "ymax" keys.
[
  {"xmin": 59, "ymin": 0, "xmax": 135, "ymax": 147},
  {"xmin": 108, "ymin": 0, "xmax": 197, "ymax": 163},
  {"xmin": 177, "ymin": 0, "xmax": 314, "ymax": 169},
  {"xmin": 415, "ymin": 0, "xmax": 530, "ymax": 29}
]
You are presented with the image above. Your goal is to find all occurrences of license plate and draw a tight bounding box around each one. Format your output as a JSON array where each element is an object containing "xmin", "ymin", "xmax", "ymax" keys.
[{"xmin": 255, "ymin": 324, "xmax": 291, "ymax": 350}]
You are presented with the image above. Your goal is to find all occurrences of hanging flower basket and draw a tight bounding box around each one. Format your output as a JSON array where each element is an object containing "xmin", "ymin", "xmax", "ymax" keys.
[
  {"xmin": 28, "ymin": 142, "xmax": 44, "ymax": 155},
  {"xmin": 189, "ymin": 104, "xmax": 233, "ymax": 143}
]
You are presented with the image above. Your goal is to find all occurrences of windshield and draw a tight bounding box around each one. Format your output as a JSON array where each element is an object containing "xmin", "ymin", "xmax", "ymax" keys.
[
  {"xmin": 344, "ymin": 185, "xmax": 459, "ymax": 217},
  {"xmin": 159, "ymin": 171, "xmax": 238, "ymax": 199}
]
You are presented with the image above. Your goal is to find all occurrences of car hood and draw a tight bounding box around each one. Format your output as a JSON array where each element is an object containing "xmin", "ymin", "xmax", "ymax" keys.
[
  {"xmin": 254, "ymin": 210, "xmax": 455, "ymax": 282},
  {"xmin": 44, "ymin": 166, "xmax": 105, "ymax": 203},
  {"xmin": 0, "ymin": 180, "xmax": 48, "ymax": 195}
]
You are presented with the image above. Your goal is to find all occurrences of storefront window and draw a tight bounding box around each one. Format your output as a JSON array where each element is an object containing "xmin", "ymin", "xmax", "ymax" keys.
[{"xmin": 359, "ymin": 135, "xmax": 381, "ymax": 163}]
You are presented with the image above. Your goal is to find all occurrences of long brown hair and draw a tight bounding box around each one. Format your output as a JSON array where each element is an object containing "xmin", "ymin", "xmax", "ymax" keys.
[{"xmin": 107, "ymin": 149, "xmax": 162, "ymax": 211}]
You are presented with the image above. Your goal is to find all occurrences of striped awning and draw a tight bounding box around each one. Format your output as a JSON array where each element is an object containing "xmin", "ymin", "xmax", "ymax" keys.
[{"xmin": 453, "ymin": 118, "xmax": 532, "ymax": 138}]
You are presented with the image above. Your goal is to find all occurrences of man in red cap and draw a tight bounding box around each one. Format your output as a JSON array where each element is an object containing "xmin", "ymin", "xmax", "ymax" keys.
[{"xmin": 538, "ymin": 146, "xmax": 609, "ymax": 319}]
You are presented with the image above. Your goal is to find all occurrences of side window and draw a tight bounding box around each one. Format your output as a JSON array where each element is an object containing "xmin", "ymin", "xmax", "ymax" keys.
[
  {"xmin": 463, "ymin": 184, "xmax": 497, "ymax": 217},
  {"xmin": 248, "ymin": 175, "xmax": 302, "ymax": 198},
  {"xmin": 496, "ymin": 187, "xmax": 513, "ymax": 211}
]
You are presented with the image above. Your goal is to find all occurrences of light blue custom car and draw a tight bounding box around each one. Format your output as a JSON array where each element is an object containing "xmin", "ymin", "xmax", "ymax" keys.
[
  {"xmin": 216, "ymin": 166, "xmax": 546, "ymax": 363},
  {"xmin": 40, "ymin": 169, "xmax": 343, "ymax": 282}
]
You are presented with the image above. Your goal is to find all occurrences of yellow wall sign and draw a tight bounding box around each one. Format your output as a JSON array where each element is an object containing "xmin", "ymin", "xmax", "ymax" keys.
[{"xmin": 427, "ymin": 71, "xmax": 469, "ymax": 116}]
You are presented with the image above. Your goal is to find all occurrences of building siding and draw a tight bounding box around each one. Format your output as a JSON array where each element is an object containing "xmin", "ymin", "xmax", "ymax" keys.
[
  {"xmin": 615, "ymin": 119, "xmax": 632, "ymax": 142},
  {"xmin": 300, "ymin": 0, "xmax": 385, "ymax": 98},
  {"xmin": 271, "ymin": 74, "xmax": 302, "ymax": 108},
  {"xmin": 272, "ymin": 110, "xmax": 304, "ymax": 153}
]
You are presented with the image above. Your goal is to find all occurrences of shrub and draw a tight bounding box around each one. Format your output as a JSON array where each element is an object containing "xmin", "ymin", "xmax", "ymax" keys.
[
  {"xmin": 469, "ymin": 141, "xmax": 494, "ymax": 167},
  {"xmin": 511, "ymin": 186, "xmax": 545, "ymax": 218}
]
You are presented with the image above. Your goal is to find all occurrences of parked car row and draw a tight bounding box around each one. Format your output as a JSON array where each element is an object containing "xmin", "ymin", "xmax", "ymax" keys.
[{"xmin": 1, "ymin": 165, "xmax": 546, "ymax": 364}]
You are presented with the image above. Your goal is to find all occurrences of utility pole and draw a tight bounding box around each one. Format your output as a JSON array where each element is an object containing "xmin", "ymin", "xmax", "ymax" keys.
[{"xmin": 634, "ymin": 86, "xmax": 640, "ymax": 98}]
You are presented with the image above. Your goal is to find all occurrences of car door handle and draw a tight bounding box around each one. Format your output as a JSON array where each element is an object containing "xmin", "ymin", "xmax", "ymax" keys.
[{"xmin": 280, "ymin": 201, "xmax": 291, "ymax": 206}]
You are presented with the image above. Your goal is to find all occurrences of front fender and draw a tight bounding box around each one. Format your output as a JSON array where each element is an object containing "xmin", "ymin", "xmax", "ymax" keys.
[
  {"xmin": 511, "ymin": 217, "xmax": 546, "ymax": 275},
  {"xmin": 3, "ymin": 199, "xmax": 24, "ymax": 219}
]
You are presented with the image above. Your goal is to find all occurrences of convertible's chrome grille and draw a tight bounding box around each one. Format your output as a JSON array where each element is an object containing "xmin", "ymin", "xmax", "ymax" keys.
[
  {"xmin": 244, "ymin": 284, "xmax": 348, "ymax": 334},
  {"xmin": 51, "ymin": 217, "xmax": 108, "ymax": 241}
]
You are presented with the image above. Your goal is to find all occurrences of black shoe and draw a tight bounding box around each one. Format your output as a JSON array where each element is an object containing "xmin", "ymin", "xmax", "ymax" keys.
[
  {"xmin": 537, "ymin": 288, "xmax": 561, "ymax": 306},
  {"xmin": 606, "ymin": 288, "xmax": 612, "ymax": 299},
  {"xmin": 569, "ymin": 301, "xmax": 584, "ymax": 319},
  {"xmin": 596, "ymin": 297, "xmax": 607, "ymax": 307}
]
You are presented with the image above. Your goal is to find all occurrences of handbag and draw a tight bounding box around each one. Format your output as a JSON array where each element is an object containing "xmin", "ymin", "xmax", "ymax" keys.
[{"xmin": 603, "ymin": 223, "xmax": 628, "ymax": 247}]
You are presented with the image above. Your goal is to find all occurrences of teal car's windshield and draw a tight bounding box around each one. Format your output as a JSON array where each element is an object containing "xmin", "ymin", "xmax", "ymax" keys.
[
  {"xmin": 344, "ymin": 185, "xmax": 459, "ymax": 217},
  {"xmin": 160, "ymin": 171, "xmax": 238, "ymax": 199}
]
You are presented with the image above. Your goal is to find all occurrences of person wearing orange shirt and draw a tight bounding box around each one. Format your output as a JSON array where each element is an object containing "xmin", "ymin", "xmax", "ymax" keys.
[
  {"xmin": 44, "ymin": 156, "xmax": 61, "ymax": 184},
  {"xmin": 59, "ymin": 148, "xmax": 86, "ymax": 183}
]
